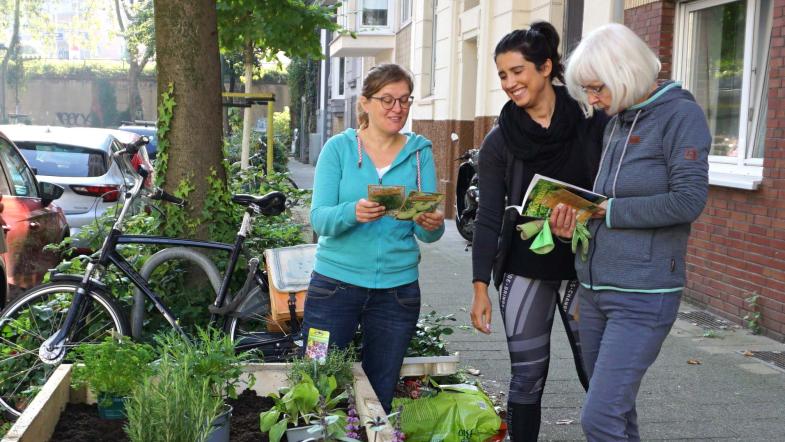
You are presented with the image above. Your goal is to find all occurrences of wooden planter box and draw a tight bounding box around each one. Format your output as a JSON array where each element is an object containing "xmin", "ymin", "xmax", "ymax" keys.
[{"xmin": 2, "ymin": 363, "xmax": 392, "ymax": 442}]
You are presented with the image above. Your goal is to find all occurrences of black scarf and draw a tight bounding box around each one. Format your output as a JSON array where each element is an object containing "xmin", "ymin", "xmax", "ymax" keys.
[{"xmin": 497, "ymin": 85, "xmax": 582, "ymax": 178}]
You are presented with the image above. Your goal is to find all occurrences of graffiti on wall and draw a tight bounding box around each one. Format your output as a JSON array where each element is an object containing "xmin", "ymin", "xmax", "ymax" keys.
[{"xmin": 56, "ymin": 112, "xmax": 95, "ymax": 127}]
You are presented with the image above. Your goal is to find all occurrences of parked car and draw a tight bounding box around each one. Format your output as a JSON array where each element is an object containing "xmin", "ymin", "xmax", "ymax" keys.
[
  {"xmin": 108, "ymin": 128, "xmax": 155, "ymax": 188},
  {"xmin": 0, "ymin": 125, "xmax": 136, "ymax": 251},
  {"xmin": 0, "ymin": 131, "xmax": 68, "ymax": 306},
  {"xmin": 118, "ymin": 121, "xmax": 158, "ymax": 160}
]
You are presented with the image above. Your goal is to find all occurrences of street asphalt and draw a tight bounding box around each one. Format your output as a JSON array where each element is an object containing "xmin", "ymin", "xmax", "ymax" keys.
[{"xmin": 289, "ymin": 158, "xmax": 785, "ymax": 441}]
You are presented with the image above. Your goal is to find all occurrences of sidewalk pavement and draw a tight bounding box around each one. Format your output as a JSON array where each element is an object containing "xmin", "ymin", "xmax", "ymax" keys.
[
  {"xmin": 287, "ymin": 157, "xmax": 314, "ymax": 189},
  {"xmin": 289, "ymin": 157, "xmax": 785, "ymax": 441}
]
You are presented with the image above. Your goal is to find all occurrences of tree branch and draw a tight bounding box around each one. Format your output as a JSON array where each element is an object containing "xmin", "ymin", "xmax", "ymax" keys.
[{"xmin": 114, "ymin": 0, "xmax": 127, "ymax": 32}]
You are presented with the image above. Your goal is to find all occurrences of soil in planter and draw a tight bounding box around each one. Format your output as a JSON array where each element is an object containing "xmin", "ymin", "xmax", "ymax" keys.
[
  {"xmin": 226, "ymin": 389, "xmax": 274, "ymax": 442},
  {"xmin": 51, "ymin": 403, "xmax": 129, "ymax": 442},
  {"xmin": 49, "ymin": 390, "xmax": 366, "ymax": 442}
]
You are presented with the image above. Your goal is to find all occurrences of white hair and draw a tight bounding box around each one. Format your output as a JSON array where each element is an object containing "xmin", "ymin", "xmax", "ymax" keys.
[{"xmin": 565, "ymin": 23, "xmax": 661, "ymax": 116}]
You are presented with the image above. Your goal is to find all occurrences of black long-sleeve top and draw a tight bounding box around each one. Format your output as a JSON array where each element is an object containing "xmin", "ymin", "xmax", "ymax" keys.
[{"xmin": 472, "ymin": 105, "xmax": 607, "ymax": 285}]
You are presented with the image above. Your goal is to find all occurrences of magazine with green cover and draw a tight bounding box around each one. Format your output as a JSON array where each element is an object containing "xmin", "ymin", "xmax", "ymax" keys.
[
  {"xmin": 368, "ymin": 185, "xmax": 444, "ymax": 220},
  {"xmin": 509, "ymin": 174, "xmax": 607, "ymax": 223}
]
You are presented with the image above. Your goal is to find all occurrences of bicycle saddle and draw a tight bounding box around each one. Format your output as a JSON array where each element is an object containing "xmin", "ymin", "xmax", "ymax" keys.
[{"xmin": 232, "ymin": 191, "xmax": 286, "ymax": 216}]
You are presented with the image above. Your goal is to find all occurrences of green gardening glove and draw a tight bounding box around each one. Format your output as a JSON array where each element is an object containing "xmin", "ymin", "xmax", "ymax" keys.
[
  {"xmin": 531, "ymin": 220, "xmax": 555, "ymax": 254},
  {"xmin": 516, "ymin": 219, "xmax": 554, "ymax": 255},
  {"xmin": 572, "ymin": 222, "xmax": 591, "ymax": 262},
  {"xmin": 517, "ymin": 219, "xmax": 545, "ymax": 240}
]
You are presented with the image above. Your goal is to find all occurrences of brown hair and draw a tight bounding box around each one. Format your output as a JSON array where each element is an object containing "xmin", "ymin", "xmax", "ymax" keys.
[{"xmin": 356, "ymin": 64, "xmax": 414, "ymax": 129}]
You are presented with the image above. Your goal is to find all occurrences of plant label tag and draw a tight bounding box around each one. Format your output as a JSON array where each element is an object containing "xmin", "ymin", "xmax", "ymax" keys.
[{"xmin": 305, "ymin": 328, "xmax": 330, "ymax": 363}]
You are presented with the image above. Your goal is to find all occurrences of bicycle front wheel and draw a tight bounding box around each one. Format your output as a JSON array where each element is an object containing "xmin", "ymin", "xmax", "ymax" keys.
[{"xmin": 0, "ymin": 282, "xmax": 129, "ymax": 417}]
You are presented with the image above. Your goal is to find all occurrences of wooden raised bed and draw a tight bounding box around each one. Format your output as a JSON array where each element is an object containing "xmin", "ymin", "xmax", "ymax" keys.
[{"xmin": 1, "ymin": 363, "xmax": 392, "ymax": 442}]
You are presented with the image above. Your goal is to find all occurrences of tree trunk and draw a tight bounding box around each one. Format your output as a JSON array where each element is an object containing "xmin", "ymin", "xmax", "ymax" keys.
[
  {"xmin": 128, "ymin": 59, "xmax": 140, "ymax": 120},
  {"xmin": 1, "ymin": 0, "xmax": 21, "ymax": 123},
  {"xmin": 240, "ymin": 41, "xmax": 254, "ymax": 170},
  {"xmin": 154, "ymin": 0, "xmax": 225, "ymax": 239}
]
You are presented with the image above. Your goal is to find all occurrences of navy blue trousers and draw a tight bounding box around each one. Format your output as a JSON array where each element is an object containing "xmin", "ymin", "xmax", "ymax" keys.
[{"xmin": 302, "ymin": 271, "xmax": 420, "ymax": 412}]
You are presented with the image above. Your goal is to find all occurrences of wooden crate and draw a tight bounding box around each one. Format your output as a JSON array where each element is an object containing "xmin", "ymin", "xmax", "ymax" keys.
[{"xmin": 1, "ymin": 363, "xmax": 392, "ymax": 442}]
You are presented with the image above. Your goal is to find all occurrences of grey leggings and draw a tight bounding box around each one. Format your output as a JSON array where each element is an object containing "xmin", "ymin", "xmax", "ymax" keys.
[{"xmin": 499, "ymin": 274, "xmax": 583, "ymax": 404}]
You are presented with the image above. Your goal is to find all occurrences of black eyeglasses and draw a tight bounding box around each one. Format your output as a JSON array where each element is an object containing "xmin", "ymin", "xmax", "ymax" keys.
[{"xmin": 370, "ymin": 95, "xmax": 414, "ymax": 110}]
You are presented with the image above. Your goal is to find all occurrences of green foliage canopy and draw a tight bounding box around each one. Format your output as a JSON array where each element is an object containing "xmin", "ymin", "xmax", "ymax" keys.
[{"xmin": 216, "ymin": 0, "xmax": 344, "ymax": 61}]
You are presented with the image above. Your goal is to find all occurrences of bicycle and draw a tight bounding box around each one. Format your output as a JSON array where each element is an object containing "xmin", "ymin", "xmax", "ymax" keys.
[
  {"xmin": 231, "ymin": 137, "xmax": 299, "ymax": 192},
  {"xmin": 0, "ymin": 139, "xmax": 303, "ymax": 417}
]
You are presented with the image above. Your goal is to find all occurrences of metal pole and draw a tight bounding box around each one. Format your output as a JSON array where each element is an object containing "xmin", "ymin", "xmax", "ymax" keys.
[{"xmin": 267, "ymin": 103, "xmax": 274, "ymax": 175}]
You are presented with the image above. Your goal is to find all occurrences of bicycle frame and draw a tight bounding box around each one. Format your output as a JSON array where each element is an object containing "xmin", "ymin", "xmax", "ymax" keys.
[{"xmin": 43, "ymin": 166, "xmax": 265, "ymax": 353}]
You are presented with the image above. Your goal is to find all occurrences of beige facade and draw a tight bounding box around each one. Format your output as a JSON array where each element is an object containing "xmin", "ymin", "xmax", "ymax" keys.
[{"xmin": 327, "ymin": 0, "xmax": 618, "ymax": 215}]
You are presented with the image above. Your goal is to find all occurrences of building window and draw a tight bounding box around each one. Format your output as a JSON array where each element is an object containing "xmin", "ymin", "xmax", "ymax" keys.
[
  {"xmin": 400, "ymin": 0, "xmax": 412, "ymax": 25},
  {"xmin": 337, "ymin": 3, "xmax": 346, "ymax": 28},
  {"xmin": 675, "ymin": 0, "xmax": 772, "ymax": 172},
  {"xmin": 331, "ymin": 57, "xmax": 346, "ymax": 98},
  {"xmin": 360, "ymin": 0, "xmax": 390, "ymax": 28},
  {"xmin": 338, "ymin": 58, "xmax": 345, "ymax": 96}
]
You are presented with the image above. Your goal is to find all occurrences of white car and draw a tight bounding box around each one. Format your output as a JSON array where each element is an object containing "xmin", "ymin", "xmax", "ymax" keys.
[{"xmin": 0, "ymin": 125, "xmax": 138, "ymax": 250}]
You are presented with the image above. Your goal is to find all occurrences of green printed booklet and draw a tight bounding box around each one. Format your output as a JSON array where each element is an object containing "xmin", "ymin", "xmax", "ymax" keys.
[
  {"xmin": 508, "ymin": 174, "xmax": 607, "ymax": 260},
  {"xmin": 368, "ymin": 185, "xmax": 444, "ymax": 220},
  {"xmin": 512, "ymin": 174, "xmax": 607, "ymax": 224}
]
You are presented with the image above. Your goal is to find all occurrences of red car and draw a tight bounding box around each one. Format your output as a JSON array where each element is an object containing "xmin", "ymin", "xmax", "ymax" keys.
[{"xmin": 0, "ymin": 131, "xmax": 68, "ymax": 307}]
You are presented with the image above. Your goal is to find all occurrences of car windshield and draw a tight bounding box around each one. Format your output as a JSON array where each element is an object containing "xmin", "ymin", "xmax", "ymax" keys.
[{"xmin": 16, "ymin": 142, "xmax": 108, "ymax": 177}]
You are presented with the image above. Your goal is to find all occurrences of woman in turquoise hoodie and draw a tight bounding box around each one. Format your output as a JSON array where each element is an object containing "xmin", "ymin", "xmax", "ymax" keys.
[
  {"xmin": 303, "ymin": 64, "xmax": 444, "ymax": 411},
  {"xmin": 560, "ymin": 23, "xmax": 711, "ymax": 441}
]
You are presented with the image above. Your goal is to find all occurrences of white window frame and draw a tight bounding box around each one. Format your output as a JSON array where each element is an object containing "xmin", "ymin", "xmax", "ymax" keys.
[
  {"xmin": 674, "ymin": 0, "xmax": 772, "ymax": 189},
  {"xmin": 400, "ymin": 0, "xmax": 412, "ymax": 26},
  {"xmin": 358, "ymin": 0, "xmax": 392, "ymax": 33}
]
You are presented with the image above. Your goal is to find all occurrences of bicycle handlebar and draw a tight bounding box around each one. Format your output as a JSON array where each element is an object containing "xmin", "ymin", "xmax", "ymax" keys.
[
  {"xmin": 150, "ymin": 188, "xmax": 187, "ymax": 207},
  {"xmin": 113, "ymin": 136, "xmax": 150, "ymax": 158}
]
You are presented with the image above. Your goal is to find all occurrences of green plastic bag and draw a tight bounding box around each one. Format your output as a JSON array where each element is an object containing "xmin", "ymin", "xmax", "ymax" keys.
[{"xmin": 391, "ymin": 384, "xmax": 501, "ymax": 442}]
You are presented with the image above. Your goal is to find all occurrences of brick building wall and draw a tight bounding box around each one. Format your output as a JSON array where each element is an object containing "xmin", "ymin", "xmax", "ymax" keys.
[
  {"xmin": 626, "ymin": 0, "xmax": 785, "ymax": 341},
  {"xmin": 624, "ymin": 0, "xmax": 675, "ymax": 80},
  {"xmin": 409, "ymin": 116, "xmax": 498, "ymax": 219},
  {"xmin": 412, "ymin": 119, "xmax": 475, "ymax": 218}
]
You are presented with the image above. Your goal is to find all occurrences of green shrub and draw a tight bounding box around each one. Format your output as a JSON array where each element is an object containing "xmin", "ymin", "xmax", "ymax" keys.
[{"xmin": 24, "ymin": 59, "xmax": 156, "ymax": 80}]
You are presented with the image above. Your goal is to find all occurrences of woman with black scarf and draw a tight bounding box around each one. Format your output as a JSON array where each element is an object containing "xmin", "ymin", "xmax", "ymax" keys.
[{"xmin": 469, "ymin": 22, "xmax": 607, "ymax": 441}]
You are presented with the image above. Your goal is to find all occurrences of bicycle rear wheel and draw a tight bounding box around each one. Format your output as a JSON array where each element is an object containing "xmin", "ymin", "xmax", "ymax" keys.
[
  {"xmin": 223, "ymin": 285, "xmax": 297, "ymax": 361},
  {"xmin": 0, "ymin": 282, "xmax": 129, "ymax": 417}
]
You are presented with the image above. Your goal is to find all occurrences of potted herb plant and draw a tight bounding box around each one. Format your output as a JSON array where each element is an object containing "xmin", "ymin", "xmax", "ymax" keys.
[
  {"xmin": 71, "ymin": 334, "xmax": 155, "ymax": 419},
  {"xmin": 260, "ymin": 372, "xmax": 352, "ymax": 442},
  {"xmin": 260, "ymin": 347, "xmax": 357, "ymax": 442},
  {"xmin": 125, "ymin": 345, "xmax": 224, "ymax": 442},
  {"xmin": 125, "ymin": 328, "xmax": 251, "ymax": 442}
]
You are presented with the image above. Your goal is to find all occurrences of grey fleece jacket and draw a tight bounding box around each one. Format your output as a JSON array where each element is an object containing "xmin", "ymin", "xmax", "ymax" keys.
[{"xmin": 576, "ymin": 81, "xmax": 710, "ymax": 292}]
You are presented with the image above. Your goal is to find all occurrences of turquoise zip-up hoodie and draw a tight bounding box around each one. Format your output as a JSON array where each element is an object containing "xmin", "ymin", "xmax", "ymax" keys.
[{"xmin": 310, "ymin": 128, "xmax": 444, "ymax": 289}]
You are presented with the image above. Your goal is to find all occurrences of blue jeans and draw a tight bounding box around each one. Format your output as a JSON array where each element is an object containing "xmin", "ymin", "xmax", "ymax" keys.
[
  {"xmin": 302, "ymin": 271, "xmax": 421, "ymax": 412},
  {"xmin": 578, "ymin": 288, "xmax": 681, "ymax": 442}
]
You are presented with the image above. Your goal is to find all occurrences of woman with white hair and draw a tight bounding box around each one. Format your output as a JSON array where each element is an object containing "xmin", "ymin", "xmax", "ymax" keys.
[{"xmin": 558, "ymin": 23, "xmax": 711, "ymax": 441}]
